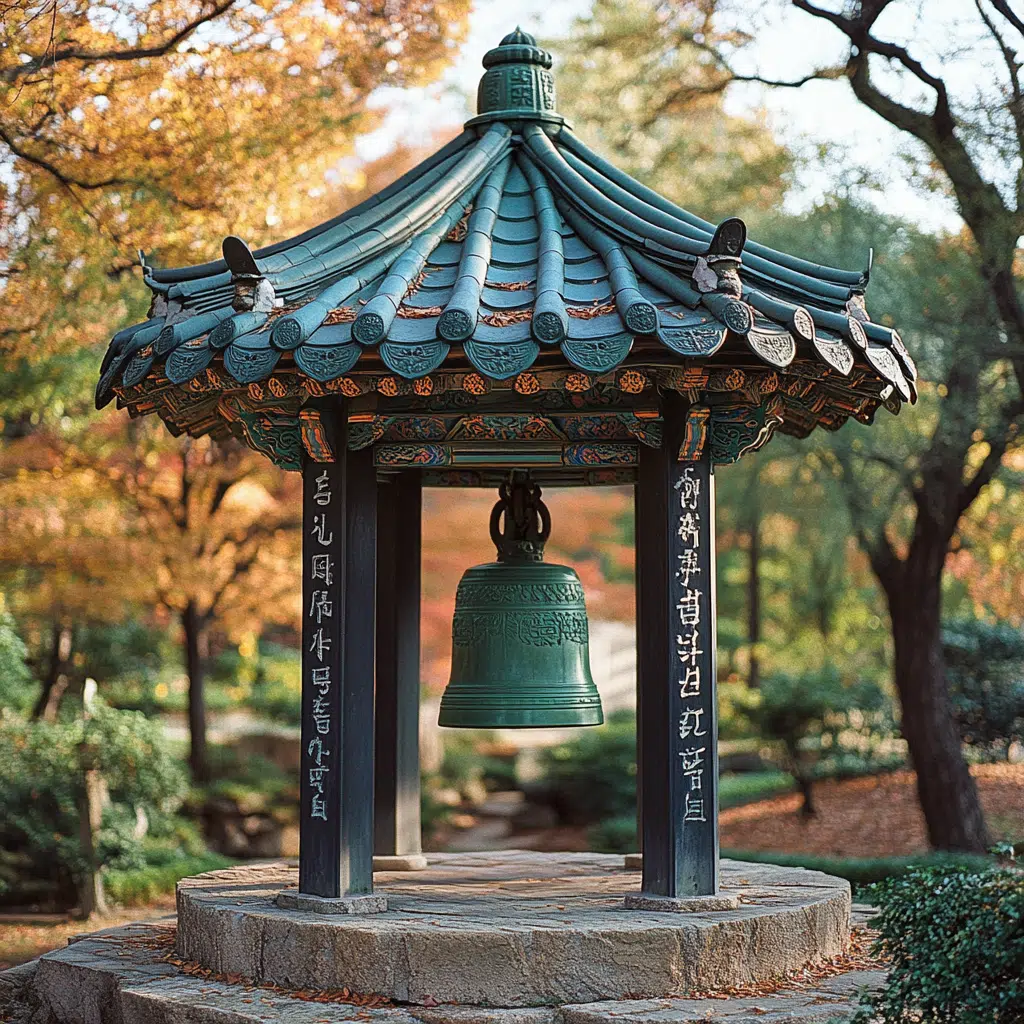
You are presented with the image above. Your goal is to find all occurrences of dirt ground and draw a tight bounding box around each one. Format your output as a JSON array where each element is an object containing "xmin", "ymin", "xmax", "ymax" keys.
[
  {"xmin": 720, "ymin": 762, "xmax": 1023, "ymax": 857},
  {"xmin": 0, "ymin": 896, "xmax": 176, "ymax": 971}
]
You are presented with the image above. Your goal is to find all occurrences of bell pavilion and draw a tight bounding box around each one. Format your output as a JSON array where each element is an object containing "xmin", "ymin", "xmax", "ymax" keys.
[{"xmin": 97, "ymin": 29, "xmax": 914, "ymax": 918}]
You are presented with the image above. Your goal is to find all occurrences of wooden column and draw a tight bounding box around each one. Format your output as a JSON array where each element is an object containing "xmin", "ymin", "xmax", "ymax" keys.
[
  {"xmin": 374, "ymin": 472, "xmax": 425, "ymax": 864},
  {"xmin": 635, "ymin": 393, "xmax": 720, "ymax": 899},
  {"xmin": 298, "ymin": 402, "xmax": 377, "ymax": 900}
]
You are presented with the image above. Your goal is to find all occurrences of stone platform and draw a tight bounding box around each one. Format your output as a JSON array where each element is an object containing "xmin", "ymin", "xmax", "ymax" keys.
[
  {"xmin": 1, "ymin": 925, "xmax": 883, "ymax": 1024},
  {"xmin": 175, "ymin": 852, "xmax": 851, "ymax": 1006}
]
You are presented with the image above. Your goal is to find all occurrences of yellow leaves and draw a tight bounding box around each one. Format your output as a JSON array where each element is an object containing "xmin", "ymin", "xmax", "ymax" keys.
[{"xmin": 0, "ymin": 0, "xmax": 470, "ymax": 363}]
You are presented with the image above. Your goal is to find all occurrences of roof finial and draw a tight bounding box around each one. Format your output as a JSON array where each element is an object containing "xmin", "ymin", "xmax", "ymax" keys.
[
  {"xmin": 468, "ymin": 27, "xmax": 561, "ymax": 128},
  {"xmin": 500, "ymin": 26, "xmax": 536, "ymax": 47}
]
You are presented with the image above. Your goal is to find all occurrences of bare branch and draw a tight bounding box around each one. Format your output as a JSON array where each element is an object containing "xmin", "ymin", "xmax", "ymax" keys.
[
  {"xmin": 829, "ymin": 446, "xmax": 904, "ymax": 590},
  {"xmin": 975, "ymin": 0, "xmax": 1024, "ymax": 207},
  {"xmin": 0, "ymin": 125, "xmax": 130, "ymax": 191},
  {"xmin": 794, "ymin": 0, "xmax": 954, "ymax": 131},
  {"xmin": 728, "ymin": 68, "xmax": 846, "ymax": 88},
  {"xmin": 989, "ymin": 0, "xmax": 1024, "ymax": 38},
  {"xmin": 2, "ymin": 0, "xmax": 238, "ymax": 84}
]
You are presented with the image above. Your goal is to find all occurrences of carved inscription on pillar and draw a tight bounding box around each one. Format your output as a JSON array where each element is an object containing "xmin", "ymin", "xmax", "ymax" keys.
[
  {"xmin": 669, "ymin": 455, "xmax": 719, "ymax": 895},
  {"xmin": 674, "ymin": 466, "xmax": 707, "ymax": 824},
  {"xmin": 299, "ymin": 416, "xmax": 345, "ymax": 898},
  {"xmin": 306, "ymin": 470, "xmax": 336, "ymax": 823}
]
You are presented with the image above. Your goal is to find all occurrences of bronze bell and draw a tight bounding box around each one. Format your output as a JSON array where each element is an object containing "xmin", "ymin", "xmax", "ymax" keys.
[{"xmin": 438, "ymin": 473, "xmax": 604, "ymax": 729}]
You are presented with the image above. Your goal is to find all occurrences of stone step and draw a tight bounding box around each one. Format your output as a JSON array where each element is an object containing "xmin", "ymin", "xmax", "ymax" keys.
[{"xmin": 1, "ymin": 924, "xmax": 884, "ymax": 1024}]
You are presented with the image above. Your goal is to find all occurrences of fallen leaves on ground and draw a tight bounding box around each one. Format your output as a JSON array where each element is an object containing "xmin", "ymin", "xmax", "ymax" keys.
[
  {"xmin": 0, "ymin": 897, "xmax": 176, "ymax": 970},
  {"xmin": 720, "ymin": 763, "xmax": 1023, "ymax": 858}
]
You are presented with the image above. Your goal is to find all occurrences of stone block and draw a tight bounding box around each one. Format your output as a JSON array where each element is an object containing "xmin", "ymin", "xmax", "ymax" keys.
[
  {"xmin": 623, "ymin": 894, "xmax": 739, "ymax": 913},
  {"xmin": 411, "ymin": 1009, "xmax": 554, "ymax": 1024},
  {"xmin": 15, "ymin": 915, "xmax": 881, "ymax": 1024},
  {"xmin": 276, "ymin": 891, "xmax": 389, "ymax": 914}
]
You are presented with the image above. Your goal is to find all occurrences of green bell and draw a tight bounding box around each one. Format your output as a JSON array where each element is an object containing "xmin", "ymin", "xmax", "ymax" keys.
[{"xmin": 438, "ymin": 474, "xmax": 604, "ymax": 729}]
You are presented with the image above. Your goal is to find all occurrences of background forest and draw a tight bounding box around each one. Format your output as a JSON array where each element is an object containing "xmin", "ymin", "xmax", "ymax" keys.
[{"xmin": 0, "ymin": 0, "xmax": 1022, "ymax": 945}]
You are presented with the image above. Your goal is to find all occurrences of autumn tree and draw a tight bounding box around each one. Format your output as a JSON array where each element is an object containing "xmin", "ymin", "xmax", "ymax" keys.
[
  {"xmin": 0, "ymin": 0, "xmax": 469, "ymax": 388},
  {"xmin": 0, "ymin": 419, "xmax": 303, "ymax": 780},
  {"xmin": 557, "ymin": 0, "xmax": 1024, "ymax": 851},
  {"xmin": 759, "ymin": 196, "xmax": 1020, "ymax": 852},
  {"xmin": 103, "ymin": 430, "xmax": 303, "ymax": 783},
  {"xmin": 0, "ymin": 1, "xmax": 468, "ymax": 775}
]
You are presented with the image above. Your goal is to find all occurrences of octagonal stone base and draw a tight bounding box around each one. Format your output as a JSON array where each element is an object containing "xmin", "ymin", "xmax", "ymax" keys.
[{"xmin": 176, "ymin": 852, "xmax": 850, "ymax": 1007}]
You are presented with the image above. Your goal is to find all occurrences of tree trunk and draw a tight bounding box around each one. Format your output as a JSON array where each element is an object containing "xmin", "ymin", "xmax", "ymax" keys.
[
  {"xmin": 747, "ymin": 507, "xmax": 761, "ymax": 689},
  {"xmin": 182, "ymin": 601, "xmax": 209, "ymax": 784},
  {"xmin": 75, "ymin": 761, "xmax": 109, "ymax": 920},
  {"xmin": 33, "ymin": 622, "xmax": 73, "ymax": 721},
  {"xmin": 796, "ymin": 773, "xmax": 816, "ymax": 817},
  {"xmin": 785, "ymin": 740, "xmax": 815, "ymax": 816},
  {"xmin": 886, "ymin": 538, "xmax": 990, "ymax": 853}
]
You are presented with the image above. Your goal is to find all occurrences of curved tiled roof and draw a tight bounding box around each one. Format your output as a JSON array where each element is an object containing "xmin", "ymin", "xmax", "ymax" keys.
[{"xmin": 96, "ymin": 29, "xmax": 916, "ymax": 461}]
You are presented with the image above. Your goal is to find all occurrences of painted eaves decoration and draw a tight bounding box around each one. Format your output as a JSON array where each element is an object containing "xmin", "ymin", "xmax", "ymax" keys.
[{"xmin": 96, "ymin": 28, "xmax": 916, "ymax": 473}]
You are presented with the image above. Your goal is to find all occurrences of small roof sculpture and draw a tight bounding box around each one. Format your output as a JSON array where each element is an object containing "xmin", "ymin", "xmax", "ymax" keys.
[{"xmin": 96, "ymin": 28, "xmax": 915, "ymax": 473}]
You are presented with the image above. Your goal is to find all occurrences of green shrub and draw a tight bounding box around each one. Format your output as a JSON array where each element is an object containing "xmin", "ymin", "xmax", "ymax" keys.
[
  {"xmin": 104, "ymin": 851, "xmax": 235, "ymax": 906},
  {"xmin": 943, "ymin": 617, "xmax": 1024, "ymax": 758},
  {"xmin": 201, "ymin": 745, "xmax": 294, "ymax": 803},
  {"xmin": 247, "ymin": 642, "xmax": 302, "ymax": 726},
  {"xmin": 739, "ymin": 668, "xmax": 895, "ymax": 815},
  {"xmin": 0, "ymin": 701, "xmax": 190, "ymax": 908},
  {"xmin": 589, "ymin": 814, "xmax": 636, "ymax": 853},
  {"xmin": 437, "ymin": 735, "xmax": 518, "ymax": 795},
  {"xmin": 717, "ymin": 680, "xmax": 761, "ymax": 741},
  {"xmin": 855, "ymin": 865, "xmax": 1024, "ymax": 1023},
  {"xmin": 0, "ymin": 607, "xmax": 32, "ymax": 714},
  {"xmin": 539, "ymin": 710, "xmax": 636, "ymax": 825},
  {"xmin": 75, "ymin": 621, "xmax": 179, "ymax": 714}
]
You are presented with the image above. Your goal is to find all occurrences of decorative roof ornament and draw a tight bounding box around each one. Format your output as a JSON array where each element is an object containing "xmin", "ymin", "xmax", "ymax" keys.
[
  {"xmin": 223, "ymin": 236, "xmax": 277, "ymax": 313},
  {"xmin": 470, "ymin": 27, "xmax": 561, "ymax": 127},
  {"xmin": 95, "ymin": 30, "xmax": 916, "ymax": 472}
]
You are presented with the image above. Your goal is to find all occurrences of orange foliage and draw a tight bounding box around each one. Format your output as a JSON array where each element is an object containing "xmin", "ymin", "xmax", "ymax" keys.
[
  {"xmin": 0, "ymin": 420, "xmax": 301, "ymax": 641},
  {"xmin": 0, "ymin": 0, "xmax": 469, "ymax": 362}
]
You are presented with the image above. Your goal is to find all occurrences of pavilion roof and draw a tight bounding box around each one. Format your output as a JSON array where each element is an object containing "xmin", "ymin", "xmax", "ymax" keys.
[{"xmin": 96, "ymin": 28, "xmax": 916, "ymax": 469}]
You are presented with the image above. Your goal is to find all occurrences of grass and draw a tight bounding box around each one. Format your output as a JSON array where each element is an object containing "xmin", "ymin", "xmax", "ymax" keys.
[
  {"xmin": 104, "ymin": 852, "xmax": 235, "ymax": 907},
  {"xmin": 718, "ymin": 770, "xmax": 794, "ymax": 809},
  {"xmin": 722, "ymin": 848, "xmax": 994, "ymax": 892}
]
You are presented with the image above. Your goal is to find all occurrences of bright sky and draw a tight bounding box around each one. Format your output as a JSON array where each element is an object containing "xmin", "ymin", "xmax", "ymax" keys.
[{"xmin": 358, "ymin": 0, "xmax": 989, "ymax": 235}]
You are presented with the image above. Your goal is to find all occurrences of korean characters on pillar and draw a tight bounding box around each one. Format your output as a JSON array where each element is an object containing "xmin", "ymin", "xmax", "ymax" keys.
[
  {"xmin": 675, "ymin": 466, "xmax": 708, "ymax": 825},
  {"xmin": 307, "ymin": 469, "xmax": 334, "ymax": 822}
]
